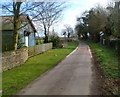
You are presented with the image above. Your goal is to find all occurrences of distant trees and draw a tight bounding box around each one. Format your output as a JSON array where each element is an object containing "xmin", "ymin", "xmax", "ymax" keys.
[
  {"xmin": 75, "ymin": 5, "xmax": 108, "ymax": 42},
  {"xmin": 113, "ymin": 2, "xmax": 120, "ymax": 38},
  {"xmin": 88, "ymin": 6, "xmax": 108, "ymax": 42},
  {"xmin": 75, "ymin": 24, "xmax": 85, "ymax": 39},
  {"xmin": 113, "ymin": 2, "xmax": 120, "ymax": 55},
  {"xmin": 75, "ymin": 11, "xmax": 89, "ymax": 40},
  {"xmin": 62, "ymin": 24, "xmax": 73, "ymax": 38},
  {"xmin": 75, "ymin": 2, "xmax": 120, "ymax": 44}
]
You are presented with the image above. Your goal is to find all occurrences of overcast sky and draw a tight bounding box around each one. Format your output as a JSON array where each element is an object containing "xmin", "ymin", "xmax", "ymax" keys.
[{"xmin": 52, "ymin": 0, "xmax": 113, "ymax": 36}]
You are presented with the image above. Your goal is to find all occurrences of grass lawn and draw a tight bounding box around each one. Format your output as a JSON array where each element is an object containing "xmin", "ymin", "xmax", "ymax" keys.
[
  {"xmin": 3, "ymin": 41, "xmax": 78, "ymax": 96},
  {"xmin": 85, "ymin": 41, "xmax": 119, "ymax": 95}
]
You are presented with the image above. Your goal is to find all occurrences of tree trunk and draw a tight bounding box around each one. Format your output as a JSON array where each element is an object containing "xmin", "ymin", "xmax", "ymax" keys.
[
  {"xmin": 13, "ymin": 16, "xmax": 19, "ymax": 50},
  {"xmin": 44, "ymin": 35, "xmax": 48, "ymax": 43},
  {"xmin": 68, "ymin": 32, "xmax": 70, "ymax": 38},
  {"xmin": 13, "ymin": 31, "xmax": 18, "ymax": 50},
  {"xmin": 84, "ymin": 32, "xmax": 88, "ymax": 40},
  {"xmin": 92, "ymin": 34, "xmax": 100, "ymax": 43},
  {"xmin": 13, "ymin": 2, "xmax": 22, "ymax": 50},
  {"xmin": 44, "ymin": 28, "xmax": 48, "ymax": 43}
]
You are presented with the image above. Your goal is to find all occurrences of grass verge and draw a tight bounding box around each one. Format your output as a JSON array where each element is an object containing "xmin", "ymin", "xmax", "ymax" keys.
[
  {"xmin": 3, "ymin": 41, "xmax": 78, "ymax": 96},
  {"xmin": 85, "ymin": 41, "xmax": 119, "ymax": 95}
]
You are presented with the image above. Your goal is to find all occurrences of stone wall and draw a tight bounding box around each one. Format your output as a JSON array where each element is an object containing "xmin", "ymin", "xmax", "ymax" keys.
[
  {"xmin": 2, "ymin": 43, "xmax": 53, "ymax": 71},
  {"xmin": 2, "ymin": 47, "xmax": 28, "ymax": 71}
]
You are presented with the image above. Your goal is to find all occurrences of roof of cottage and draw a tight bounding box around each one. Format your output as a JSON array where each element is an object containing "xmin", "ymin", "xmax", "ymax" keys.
[{"xmin": 0, "ymin": 15, "xmax": 37, "ymax": 32}]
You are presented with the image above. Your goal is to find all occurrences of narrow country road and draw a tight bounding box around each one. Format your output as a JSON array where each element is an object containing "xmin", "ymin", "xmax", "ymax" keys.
[{"xmin": 17, "ymin": 41, "xmax": 96, "ymax": 95}]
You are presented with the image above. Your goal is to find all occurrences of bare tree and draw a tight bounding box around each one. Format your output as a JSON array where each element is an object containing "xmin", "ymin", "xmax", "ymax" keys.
[
  {"xmin": 64, "ymin": 24, "xmax": 73, "ymax": 38},
  {"xmin": 2, "ymin": 2, "xmax": 42, "ymax": 50},
  {"xmin": 31, "ymin": 2, "xmax": 65, "ymax": 43}
]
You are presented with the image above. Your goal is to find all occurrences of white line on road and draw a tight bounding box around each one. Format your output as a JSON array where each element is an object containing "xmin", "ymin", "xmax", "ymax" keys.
[
  {"xmin": 0, "ymin": 90, "xmax": 2, "ymax": 94},
  {"xmin": 88, "ymin": 46, "xmax": 92, "ymax": 58},
  {"xmin": 66, "ymin": 47, "xmax": 78, "ymax": 58}
]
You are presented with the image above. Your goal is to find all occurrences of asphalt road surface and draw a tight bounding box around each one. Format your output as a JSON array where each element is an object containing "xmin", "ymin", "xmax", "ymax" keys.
[{"xmin": 17, "ymin": 41, "xmax": 95, "ymax": 95}]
